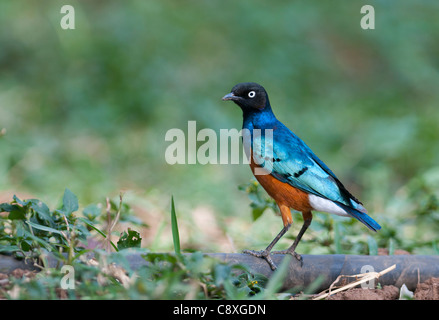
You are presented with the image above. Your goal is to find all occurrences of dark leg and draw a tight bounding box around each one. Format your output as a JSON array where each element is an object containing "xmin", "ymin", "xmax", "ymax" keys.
[
  {"xmin": 243, "ymin": 224, "xmax": 290, "ymax": 271},
  {"xmin": 272, "ymin": 213, "xmax": 312, "ymax": 266}
]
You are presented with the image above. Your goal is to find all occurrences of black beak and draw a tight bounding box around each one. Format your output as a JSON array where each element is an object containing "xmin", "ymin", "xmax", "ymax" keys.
[{"xmin": 222, "ymin": 92, "xmax": 237, "ymax": 101}]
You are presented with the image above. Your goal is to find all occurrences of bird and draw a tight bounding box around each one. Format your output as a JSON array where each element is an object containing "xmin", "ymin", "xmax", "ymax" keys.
[{"xmin": 222, "ymin": 82, "xmax": 381, "ymax": 270}]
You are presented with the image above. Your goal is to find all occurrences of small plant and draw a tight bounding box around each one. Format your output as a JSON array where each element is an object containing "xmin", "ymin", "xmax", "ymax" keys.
[
  {"xmin": 1, "ymin": 190, "xmax": 283, "ymax": 300},
  {"xmin": 0, "ymin": 189, "xmax": 143, "ymax": 264},
  {"xmin": 0, "ymin": 189, "xmax": 88, "ymax": 265},
  {"xmin": 117, "ymin": 228, "xmax": 142, "ymax": 250}
]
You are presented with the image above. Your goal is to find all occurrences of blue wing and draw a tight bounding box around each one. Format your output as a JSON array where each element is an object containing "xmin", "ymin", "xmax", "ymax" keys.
[{"xmin": 250, "ymin": 120, "xmax": 381, "ymax": 231}]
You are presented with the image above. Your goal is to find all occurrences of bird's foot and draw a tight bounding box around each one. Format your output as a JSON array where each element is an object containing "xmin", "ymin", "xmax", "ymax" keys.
[
  {"xmin": 272, "ymin": 249, "xmax": 303, "ymax": 267},
  {"xmin": 242, "ymin": 249, "xmax": 278, "ymax": 271}
]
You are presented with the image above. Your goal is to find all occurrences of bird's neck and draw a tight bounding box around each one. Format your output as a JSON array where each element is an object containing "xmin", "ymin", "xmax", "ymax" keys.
[{"xmin": 242, "ymin": 102, "xmax": 277, "ymax": 129}]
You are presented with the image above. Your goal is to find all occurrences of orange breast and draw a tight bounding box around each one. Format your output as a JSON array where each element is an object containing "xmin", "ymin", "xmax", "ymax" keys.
[{"xmin": 249, "ymin": 160, "xmax": 312, "ymax": 226}]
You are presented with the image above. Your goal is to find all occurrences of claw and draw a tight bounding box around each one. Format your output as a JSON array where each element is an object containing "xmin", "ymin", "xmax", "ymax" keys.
[
  {"xmin": 243, "ymin": 249, "xmax": 278, "ymax": 270},
  {"xmin": 272, "ymin": 250, "xmax": 303, "ymax": 267}
]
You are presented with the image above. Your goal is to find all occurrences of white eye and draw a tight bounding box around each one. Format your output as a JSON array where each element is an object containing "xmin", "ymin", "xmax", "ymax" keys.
[{"xmin": 248, "ymin": 91, "xmax": 256, "ymax": 98}]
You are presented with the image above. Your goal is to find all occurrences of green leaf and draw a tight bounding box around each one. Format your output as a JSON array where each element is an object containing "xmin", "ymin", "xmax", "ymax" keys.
[
  {"xmin": 62, "ymin": 188, "xmax": 79, "ymax": 214},
  {"xmin": 213, "ymin": 264, "xmax": 232, "ymax": 287},
  {"xmin": 8, "ymin": 209, "xmax": 26, "ymax": 220},
  {"xmin": 0, "ymin": 245, "xmax": 20, "ymax": 253},
  {"xmin": 170, "ymin": 196, "xmax": 180, "ymax": 255},
  {"xmin": 24, "ymin": 231, "xmax": 54, "ymax": 251},
  {"xmin": 26, "ymin": 220, "xmax": 66, "ymax": 236},
  {"xmin": 142, "ymin": 253, "xmax": 178, "ymax": 264},
  {"xmin": 13, "ymin": 195, "xmax": 27, "ymax": 206},
  {"xmin": 251, "ymin": 206, "xmax": 266, "ymax": 221},
  {"xmin": 73, "ymin": 248, "xmax": 92, "ymax": 261},
  {"xmin": 20, "ymin": 239, "xmax": 32, "ymax": 252},
  {"xmin": 82, "ymin": 204, "xmax": 101, "ymax": 221},
  {"xmin": 30, "ymin": 200, "xmax": 52, "ymax": 222},
  {"xmin": 117, "ymin": 228, "xmax": 142, "ymax": 250},
  {"xmin": 0, "ymin": 203, "xmax": 20, "ymax": 212}
]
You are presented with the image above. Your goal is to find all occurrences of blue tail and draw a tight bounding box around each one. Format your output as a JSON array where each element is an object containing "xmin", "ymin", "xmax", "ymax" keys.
[{"xmin": 336, "ymin": 203, "xmax": 381, "ymax": 232}]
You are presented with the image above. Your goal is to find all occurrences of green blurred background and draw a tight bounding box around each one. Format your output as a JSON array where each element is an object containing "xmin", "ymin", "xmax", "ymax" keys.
[{"xmin": 1, "ymin": 1, "xmax": 438, "ymax": 254}]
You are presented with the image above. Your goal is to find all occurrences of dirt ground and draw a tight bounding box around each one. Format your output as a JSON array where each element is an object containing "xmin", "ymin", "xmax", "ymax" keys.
[
  {"xmin": 326, "ymin": 277, "xmax": 439, "ymax": 300},
  {"xmin": 321, "ymin": 248, "xmax": 439, "ymax": 300}
]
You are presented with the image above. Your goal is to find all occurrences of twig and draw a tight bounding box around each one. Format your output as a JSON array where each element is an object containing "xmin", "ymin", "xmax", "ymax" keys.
[
  {"xmin": 105, "ymin": 197, "xmax": 112, "ymax": 252},
  {"xmin": 313, "ymin": 264, "xmax": 396, "ymax": 300},
  {"xmin": 109, "ymin": 193, "xmax": 123, "ymax": 233},
  {"xmin": 62, "ymin": 213, "xmax": 75, "ymax": 265},
  {"xmin": 105, "ymin": 193, "xmax": 124, "ymax": 252}
]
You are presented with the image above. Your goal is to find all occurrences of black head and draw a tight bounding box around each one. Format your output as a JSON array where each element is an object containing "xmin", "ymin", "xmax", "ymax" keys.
[{"xmin": 222, "ymin": 82, "xmax": 269, "ymax": 111}]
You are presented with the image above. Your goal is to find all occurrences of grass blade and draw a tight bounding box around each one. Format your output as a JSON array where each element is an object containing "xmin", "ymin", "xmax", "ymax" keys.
[
  {"xmin": 262, "ymin": 254, "xmax": 291, "ymax": 299},
  {"xmin": 78, "ymin": 217, "xmax": 118, "ymax": 251},
  {"xmin": 170, "ymin": 196, "xmax": 181, "ymax": 255},
  {"xmin": 368, "ymin": 235, "xmax": 378, "ymax": 255}
]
